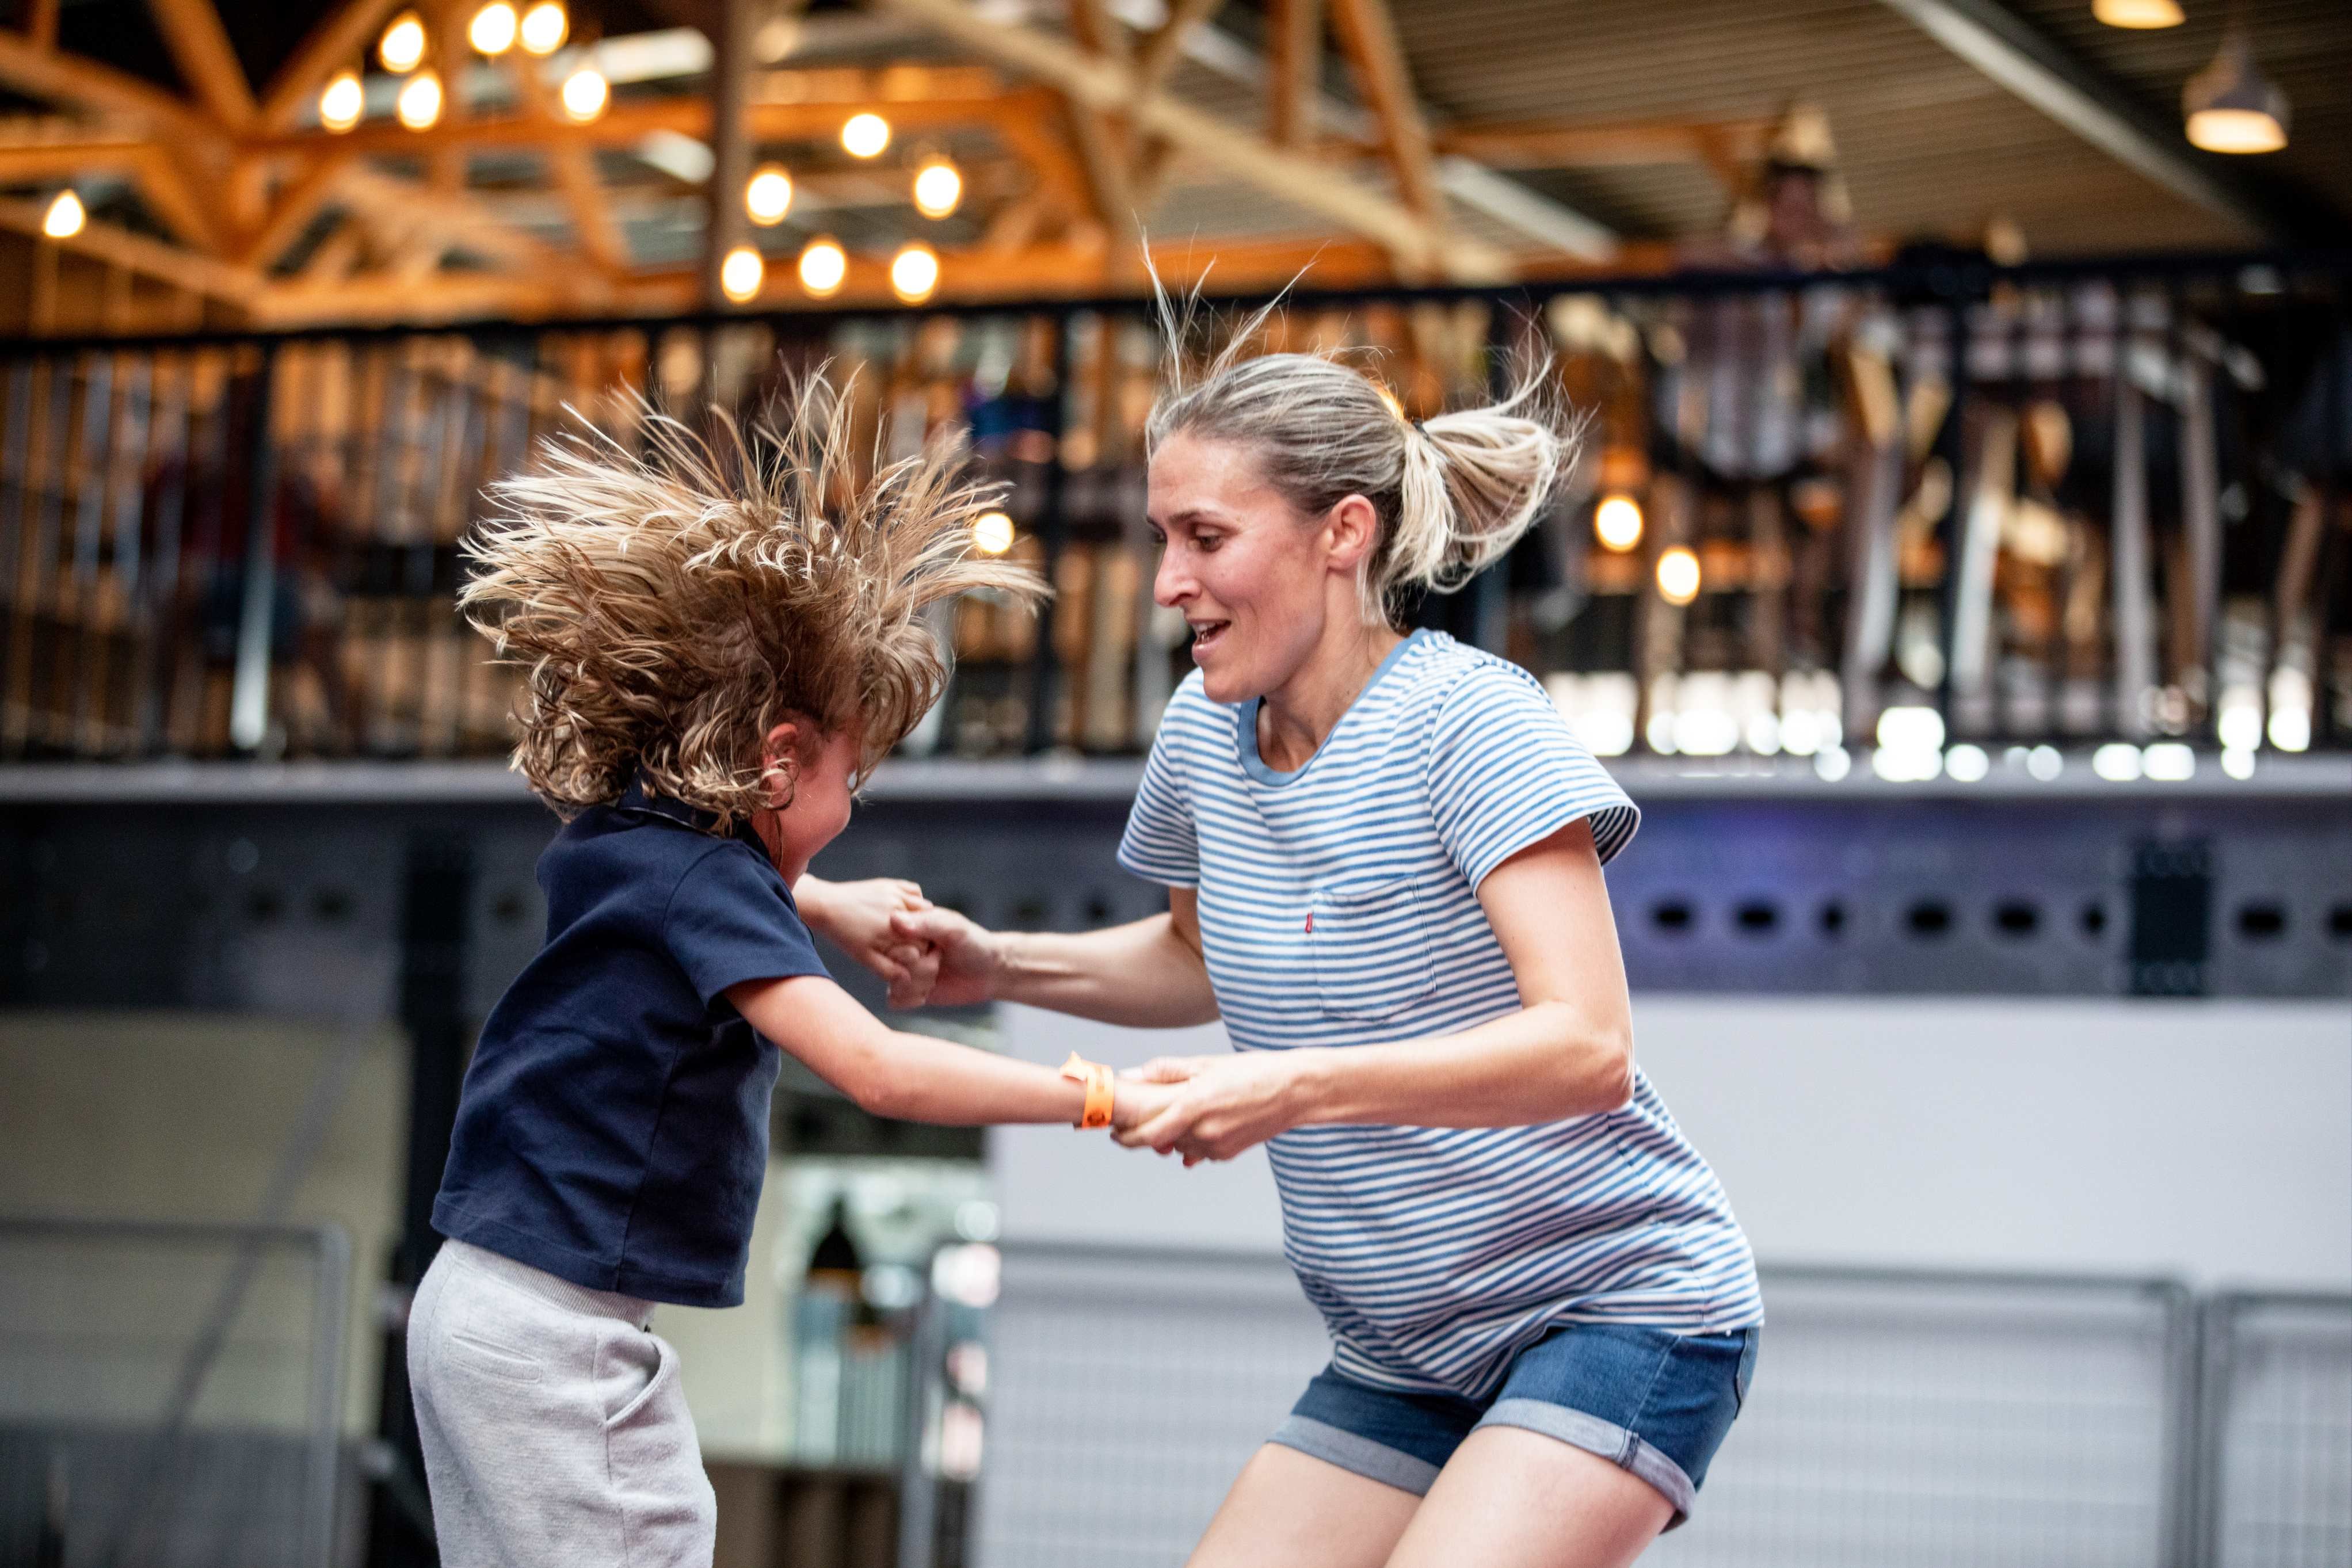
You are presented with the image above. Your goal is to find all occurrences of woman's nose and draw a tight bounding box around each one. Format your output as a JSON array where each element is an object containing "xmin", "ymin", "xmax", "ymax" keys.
[{"xmin": 1153, "ymin": 550, "xmax": 1194, "ymax": 609}]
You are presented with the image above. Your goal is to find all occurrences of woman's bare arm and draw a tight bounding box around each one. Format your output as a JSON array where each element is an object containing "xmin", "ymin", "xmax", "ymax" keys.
[{"xmin": 889, "ymin": 887, "xmax": 1220, "ymax": 1028}]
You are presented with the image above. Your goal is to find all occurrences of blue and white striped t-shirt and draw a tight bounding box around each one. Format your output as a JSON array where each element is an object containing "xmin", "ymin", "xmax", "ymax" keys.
[{"xmin": 1118, "ymin": 630, "xmax": 1762, "ymax": 1398}]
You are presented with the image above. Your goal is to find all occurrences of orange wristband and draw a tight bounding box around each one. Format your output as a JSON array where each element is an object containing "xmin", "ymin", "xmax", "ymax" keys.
[{"xmin": 1059, "ymin": 1052, "xmax": 1115, "ymax": 1130}]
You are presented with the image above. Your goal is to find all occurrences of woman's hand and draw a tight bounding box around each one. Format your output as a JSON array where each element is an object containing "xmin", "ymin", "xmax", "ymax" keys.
[
  {"xmin": 889, "ymin": 906, "xmax": 1008, "ymax": 1008},
  {"xmin": 1113, "ymin": 1052, "xmax": 1308, "ymax": 1166},
  {"xmin": 795, "ymin": 876, "xmax": 941, "ymax": 1009}
]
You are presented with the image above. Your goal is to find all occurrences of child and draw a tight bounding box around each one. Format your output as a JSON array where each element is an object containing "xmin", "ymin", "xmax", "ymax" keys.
[{"xmin": 408, "ymin": 387, "xmax": 1161, "ymax": 1567}]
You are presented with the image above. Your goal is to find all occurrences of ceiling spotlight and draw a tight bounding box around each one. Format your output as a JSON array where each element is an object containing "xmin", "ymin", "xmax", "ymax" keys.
[
  {"xmin": 518, "ymin": 0, "xmax": 567, "ymax": 55},
  {"xmin": 1656, "ymin": 545, "xmax": 1701, "ymax": 606},
  {"xmin": 41, "ymin": 189, "xmax": 85, "ymax": 240},
  {"xmin": 972, "ymin": 511, "xmax": 1016, "ymax": 555},
  {"xmin": 745, "ymin": 163, "xmax": 793, "ymax": 226},
  {"xmin": 396, "ymin": 69, "xmax": 443, "ymax": 130},
  {"xmin": 798, "ymin": 236, "xmax": 847, "ymax": 297},
  {"xmin": 841, "ymin": 112, "xmax": 891, "ymax": 159},
  {"xmin": 912, "ymin": 155, "xmax": 963, "ymax": 219},
  {"xmin": 720, "ymin": 245, "xmax": 765, "ymax": 303},
  {"xmin": 560, "ymin": 65, "xmax": 609, "ymax": 123},
  {"xmin": 1594, "ymin": 493, "xmax": 1644, "ymax": 553},
  {"xmin": 2092, "ymin": 0, "xmax": 2182, "ymax": 25},
  {"xmin": 318, "ymin": 69, "xmax": 365, "ymax": 132},
  {"xmin": 379, "ymin": 10, "xmax": 427, "ymax": 74},
  {"xmin": 890, "ymin": 242, "xmax": 939, "ymax": 304},
  {"xmin": 2185, "ymin": 28, "xmax": 2289, "ymax": 153},
  {"xmin": 468, "ymin": 2, "xmax": 517, "ymax": 54}
]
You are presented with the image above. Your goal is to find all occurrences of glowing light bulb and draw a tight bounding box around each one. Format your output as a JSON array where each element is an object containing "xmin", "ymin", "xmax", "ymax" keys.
[
  {"xmin": 396, "ymin": 69, "xmax": 443, "ymax": 129},
  {"xmin": 2093, "ymin": 0, "xmax": 2182, "ymax": 25},
  {"xmin": 798, "ymin": 236, "xmax": 847, "ymax": 297},
  {"xmin": 719, "ymin": 245, "xmax": 765, "ymax": 303},
  {"xmin": 745, "ymin": 164, "xmax": 793, "ymax": 226},
  {"xmin": 841, "ymin": 112, "xmax": 891, "ymax": 158},
  {"xmin": 468, "ymin": 2, "xmax": 517, "ymax": 55},
  {"xmin": 973, "ymin": 511, "xmax": 1016, "ymax": 555},
  {"xmin": 319, "ymin": 69, "xmax": 364, "ymax": 132},
  {"xmin": 889, "ymin": 242, "xmax": 939, "ymax": 304},
  {"xmin": 559, "ymin": 66, "xmax": 608, "ymax": 123},
  {"xmin": 41, "ymin": 189, "xmax": 84, "ymax": 239},
  {"xmin": 912, "ymin": 155, "xmax": 962, "ymax": 219},
  {"xmin": 1656, "ymin": 545, "xmax": 1701, "ymax": 606},
  {"xmin": 1594, "ymin": 494, "xmax": 1644, "ymax": 553},
  {"xmin": 518, "ymin": 0, "xmax": 567, "ymax": 54},
  {"xmin": 379, "ymin": 10, "xmax": 427, "ymax": 74}
]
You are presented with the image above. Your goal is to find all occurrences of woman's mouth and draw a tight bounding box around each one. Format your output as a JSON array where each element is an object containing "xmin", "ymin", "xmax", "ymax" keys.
[{"xmin": 1188, "ymin": 619, "xmax": 1230, "ymax": 660}]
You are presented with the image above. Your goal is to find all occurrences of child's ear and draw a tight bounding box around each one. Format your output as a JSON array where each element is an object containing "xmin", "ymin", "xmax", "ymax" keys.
[{"xmin": 761, "ymin": 720, "xmax": 802, "ymax": 808}]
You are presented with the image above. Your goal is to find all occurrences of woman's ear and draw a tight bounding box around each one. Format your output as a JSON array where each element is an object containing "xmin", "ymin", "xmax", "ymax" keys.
[
  {"xmin": 1323, "ymin": 493, "xmax": 1382, "ymax": 576},
  {"xmin": 761, "ymin": 720, "xmax": 802, "ymax": 810}
]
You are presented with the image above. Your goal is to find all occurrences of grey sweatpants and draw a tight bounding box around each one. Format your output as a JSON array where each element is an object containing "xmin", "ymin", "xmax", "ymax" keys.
[{"xmin": 408, "ymin": 1239, "xmax": 717, "ymax": 1568}]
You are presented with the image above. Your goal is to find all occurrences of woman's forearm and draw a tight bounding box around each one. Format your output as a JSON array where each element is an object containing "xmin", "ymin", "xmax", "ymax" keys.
[
  {"xmin": 990, "ymin": 914, "xmax": 1219, "ymax": 1028},
  {"xmin": 1288, "ymin": 1001, "xmax": 1633, "ymax": 1128}
]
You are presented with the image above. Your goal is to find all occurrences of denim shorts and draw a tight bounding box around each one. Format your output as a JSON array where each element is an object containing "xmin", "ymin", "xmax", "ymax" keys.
[{"xmin": 1270, "ymin": 1322, "xmax": 1758, "ymax": 1526}]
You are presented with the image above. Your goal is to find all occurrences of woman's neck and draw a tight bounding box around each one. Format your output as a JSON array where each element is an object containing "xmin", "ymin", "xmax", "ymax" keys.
[{"xmin": 1256, "ymin": 621, "xmax": 1406, "ymax": 773}]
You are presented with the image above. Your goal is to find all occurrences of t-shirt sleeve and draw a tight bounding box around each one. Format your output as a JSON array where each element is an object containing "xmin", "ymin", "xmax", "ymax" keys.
[
  {"xmin": 1425, "ymin": 662, "xmax": 1640, "ymax": 890},
  {"xmin": 1116, "ymin": 722, "xmax": 1200, "ymax": 888},
  {"xmin": 662, "ymin": 842, "xmax": 832, "ymax": 1003}
]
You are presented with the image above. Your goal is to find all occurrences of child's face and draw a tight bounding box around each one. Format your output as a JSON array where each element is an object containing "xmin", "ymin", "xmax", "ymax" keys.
[{"xmin": 761, "ymin": 723, "xmax": 862, "ymax": 882}]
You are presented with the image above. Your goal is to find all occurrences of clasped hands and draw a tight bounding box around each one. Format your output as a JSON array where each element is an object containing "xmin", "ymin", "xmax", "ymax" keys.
[{"xmin": 809, "ymin": 876, "xmax": 1297, "ymax": 1166}]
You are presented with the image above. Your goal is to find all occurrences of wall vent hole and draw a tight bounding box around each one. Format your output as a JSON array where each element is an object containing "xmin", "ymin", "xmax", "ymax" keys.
[
  {"xmin": 1650, "ymin": 901, "xmax": 1694, "ymax": 933},
  {"xmin": 2330, "ymin": 905, "xmax": 2352, "ymax": 941},
  {"xmin": 1993, "ymin": 901, "xmax": 2040, "ymax": 937},
  {"xmin": 2081, "ymin": 903, "xmax": 2108, "ymax": 937},
  {"xmin": 1819, "ymin": 901, "xmax": 1846, "ymax": 937},
  {"xmin": 2236, "ymin": 903, "xmax": 2288, "ymax": 940},
  {"xmin": 1906, "ymin": 901, "xmax": 1953, "ymax": 937},
  {"xmin": 1734, "ymin": 902, "xmax": 1779, "ymax": 934}
]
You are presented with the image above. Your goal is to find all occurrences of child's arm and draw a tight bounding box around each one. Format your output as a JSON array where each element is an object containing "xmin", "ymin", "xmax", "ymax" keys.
[
  {"xmin": 792, "ymin": 875, "xmax": 939, "ymax": 1006},
  {"xmin": 727, "ymin": 974, "xmax": 1170, "ymax": 1129}
]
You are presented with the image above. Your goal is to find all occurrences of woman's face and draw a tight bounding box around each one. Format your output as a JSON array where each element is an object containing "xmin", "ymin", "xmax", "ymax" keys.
[{"xmin": 1147, "ymin": 432, "xmax": 1343, "ymax": 704}]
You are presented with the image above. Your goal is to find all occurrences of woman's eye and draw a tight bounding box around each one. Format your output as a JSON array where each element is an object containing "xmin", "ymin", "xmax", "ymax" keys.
[{"xmin": 1197, "ymin": 533, "xmax": 1223, "ymax": 552}]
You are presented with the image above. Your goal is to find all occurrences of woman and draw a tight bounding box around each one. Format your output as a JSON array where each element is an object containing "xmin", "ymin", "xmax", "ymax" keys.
[{"xmin": 894, "ymin": 330, "xmax": 1760, "ymax": 1568}]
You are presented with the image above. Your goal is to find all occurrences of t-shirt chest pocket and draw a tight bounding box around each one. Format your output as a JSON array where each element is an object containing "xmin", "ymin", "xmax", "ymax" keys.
[{"xmin": 1308, "ymin": 876, "xmax": 1435, "ymax": 1023}]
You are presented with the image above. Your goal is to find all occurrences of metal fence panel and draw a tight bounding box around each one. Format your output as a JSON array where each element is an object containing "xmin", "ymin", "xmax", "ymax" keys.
[
  {"xmin": 0, "ymin": 1218, "xmax": 348, "ymax": 1568},
  {"xmin": 971, "ymin": 1247, "xmax": 1330, "ymax": 1568},
  {"xmin": 2199, "ymin": 1292, "xmax": 2352, "ymax": 1568},
  {"xmin": 967, "ymin": 1249, "xmax": 2197, "ymax": 1568}
]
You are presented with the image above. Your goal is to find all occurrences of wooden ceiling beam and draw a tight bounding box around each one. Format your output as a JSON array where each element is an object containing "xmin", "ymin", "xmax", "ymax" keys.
[
  {"xmin": 132, "ymin": 145, "xmax": 232, "ymax": 254},
  {"xmin": 144, "ymin": 0, "xmax": 257, "ymax": 128},
  {"xmin": 0, "ymin": 136, "xmax": 146, "ymax": 180},
  {"xmin": 1325, "ymin": 0, "xmax": 1439, "ymax": 226},
  {"xmin": 236, "ymin": 153, "xmax": 354, "ymax": 269},
  {"xmin": 0, "ymin": 30, "xmax": 222, "ymax": 146},
  {"xmin": 235, "ymin": 90, "xmax": 1043, "ymax": 158},
  {"xmin": 878, "ymin": 0, "xmax": 1508, "ymax": 282},
  {"xmin": 1265, "ymin": 0, "xmax": 1320, "ymax": 148},
  {"xmin": 0, "ymin": 192, "xmax": 261, "ymax": 304},
  {"xmin": 257, "ymin": 0, "xmax": 407, "ymax": 132},
  {"xmin": 335, "ymin": 165, "xmax": 574, "ymax": 278},
  {"xmin": 1063, "ymin": 0, "xmax": 1137, "ymax": 239},
  {"xmin": 249, "ymin": 232, "xmax": 1406, "ymax": 326}
]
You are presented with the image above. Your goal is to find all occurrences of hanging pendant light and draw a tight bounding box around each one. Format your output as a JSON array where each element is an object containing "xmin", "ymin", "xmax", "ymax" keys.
[
  {"xmin": 2185, "ymin": 22, "xmax": 2289, "ymax": 154},
  {"xmin": 2092, "ymin": 0, "xmax": 2182, "ymax": 28}
]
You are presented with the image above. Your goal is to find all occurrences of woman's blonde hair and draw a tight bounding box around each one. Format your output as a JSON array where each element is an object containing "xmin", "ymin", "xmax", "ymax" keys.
[
  {"xmin": 1145, "ymin": 288, "xmax": 1579, "ymax": 627},
  {"xmin": 462, "ymin": 377, "xmax": 1043, "ymax": 823}
]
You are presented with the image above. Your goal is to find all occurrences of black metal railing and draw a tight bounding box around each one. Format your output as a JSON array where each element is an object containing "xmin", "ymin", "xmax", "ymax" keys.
[{"xmin": 1, "ymin": 250, "xmax": 2345, "ymax": 769}]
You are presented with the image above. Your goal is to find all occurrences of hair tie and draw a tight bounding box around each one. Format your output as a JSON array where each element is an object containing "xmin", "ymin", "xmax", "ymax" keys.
[{"xmin": 1409, "ymin": 417, "xmax": 1427, "ymax": 434}]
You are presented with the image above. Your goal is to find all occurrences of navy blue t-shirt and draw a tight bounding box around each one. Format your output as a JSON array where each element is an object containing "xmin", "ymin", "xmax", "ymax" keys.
[{"xmin": 432, "ymin": 780, "xmax": 829, "ymax": 1307}]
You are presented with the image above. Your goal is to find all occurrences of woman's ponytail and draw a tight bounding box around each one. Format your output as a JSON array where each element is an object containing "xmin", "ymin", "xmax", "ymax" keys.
[{"xmin": 1147, "ymin": 311, "xmax": 1579, "ymax": 627}]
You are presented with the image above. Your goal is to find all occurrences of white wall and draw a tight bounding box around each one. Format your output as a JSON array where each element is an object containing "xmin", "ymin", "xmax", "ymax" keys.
[
  {"xmin": 0, "ymin": 1013, "xmax": 407, "ymax": 1432},
  {"xmin": 992, "ymin": 997, "xmax": 2352, "ymax": 1290}
]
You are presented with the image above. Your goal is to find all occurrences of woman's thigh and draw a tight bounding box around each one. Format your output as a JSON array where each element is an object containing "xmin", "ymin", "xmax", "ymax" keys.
[
  {"xmin": 1384, "ymin": 1426, "xmax": 1673, "ymax": 1568},
  {"xmin": 1184, "ymin": 1444, "xmax": 1423, "ymax": 1568}
]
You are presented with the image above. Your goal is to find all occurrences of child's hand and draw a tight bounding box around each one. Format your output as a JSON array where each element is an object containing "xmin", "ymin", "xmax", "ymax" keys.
[
  {"xmin": 797, "ymin": 876, "xmax": 937, "ymax": 1004},
  {"xmin": 1108, "ymin": 1075, "xmax": 1180, "ymax": 1146}
]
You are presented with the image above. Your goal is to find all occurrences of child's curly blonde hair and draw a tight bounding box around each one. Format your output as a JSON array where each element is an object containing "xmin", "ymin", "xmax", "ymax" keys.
[{"xmin": 462, "ymin": 376, "xmax": 1043, "ymax": 822}]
